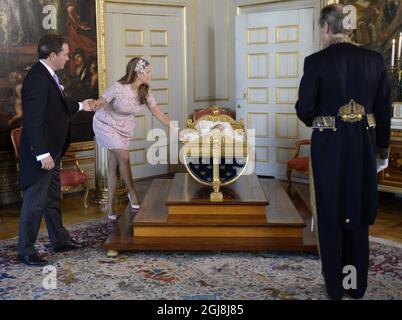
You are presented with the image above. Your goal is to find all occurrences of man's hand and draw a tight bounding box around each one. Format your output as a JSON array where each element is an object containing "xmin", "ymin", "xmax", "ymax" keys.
[
  {"xmin": 377, "ymin": 158, "xmax": 389, "ymax": 173},
  {"xmin": 82, "ymin": 99, "xmax": 95, "ymax": 112},
  {"xmin": 41, "ymin": 155, "xmax": 55, "ymax": 171}
]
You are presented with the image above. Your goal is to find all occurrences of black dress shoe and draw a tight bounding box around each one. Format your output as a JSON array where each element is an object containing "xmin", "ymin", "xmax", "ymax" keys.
[
  {"xmin": 18, "ymin": 254, "xmax": 48, "ymax": 266},
  {"xmin": 326, "ymin": 289, "xmax": 343, "ymax": 300},
  {"xmin": 348, "ymin": 290, "xmax": 366, "ymax": 299},
  {"xmin": 53, "ymin": 243, "xmax": 80, "ymax": 253},
  {"xmin": 70, "ymin": 238, "xmax": 87, "ymax": 246}
]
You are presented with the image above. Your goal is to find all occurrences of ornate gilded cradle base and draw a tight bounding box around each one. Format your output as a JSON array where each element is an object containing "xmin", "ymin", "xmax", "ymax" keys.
[{"xmin": 180, "ymin": 106, "xmax": 249, "ymax": 201}]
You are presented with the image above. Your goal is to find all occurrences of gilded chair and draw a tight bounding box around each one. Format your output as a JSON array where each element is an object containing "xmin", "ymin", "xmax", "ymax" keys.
[
  {"xmin": 10, "ymin": 127, "xmax": 89, "ymax": 208},
  {"xmin": 286, "ymin": 139, "xmax": 310, "ymax": 188}
]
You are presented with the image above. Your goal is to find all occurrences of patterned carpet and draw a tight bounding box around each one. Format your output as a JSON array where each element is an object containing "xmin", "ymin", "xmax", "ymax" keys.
[{"xmin": 0, "ymin": 219, "xmax": 401, "ymax": 300}]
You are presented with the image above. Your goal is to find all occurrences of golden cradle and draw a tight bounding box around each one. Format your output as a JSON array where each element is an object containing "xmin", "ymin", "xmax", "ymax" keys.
[{"xmin": 179, "ymin": 106, "xmax": 250, "ymax": 201}]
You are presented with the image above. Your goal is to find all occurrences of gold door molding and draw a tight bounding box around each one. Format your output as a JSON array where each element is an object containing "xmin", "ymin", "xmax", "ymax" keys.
[
  {"xmin": 276, "ymin": 25, "xmax": 299, "ymax": 43},
  {"xmin": 276, "ymin": 51, "xmax": 299, "ymax": 79},
  {"xmin": 276, "ymin": 146, "xmax": 296, "ymax": 164},
  {"xmin": 276, "ymin": 112, "xmax": 299, "ymax": 139},
  {"xmin": 152, "ymin": 88, "xmax": 170, "ymax": 105},
  {"xmin": 276, "ymin": 87, "xmax": 298, "ymax": 104},
  {"xmin": 237, "ymin": 0, "xmax": 336, "ymax": 11},
  {"xmin": 151, "ymin": 55, "xmax": 169, "ymax": 80},
  {"xmin": 131, "ymin": 115, "xmax": 147, "ymax": 141},
  {"xmin": 247, "ymin": 87, "xmax": 269, "ymax": 104},
  {"xmin": 247, "ymin": 53, "xmax": 269, "ymax": 79},
  {"xmin": 129, "ymin": 148, "xmax": 147, "ymax": 166},
  {"xmin": 247, "ymin": 27, "xmax": 269, "ymax": 45},
  {"xmin": 150, "ymin": 30, "xmax": 168, "ymax": 47},
  {"xmin": 247, "ymin": 112, "xmax": 269, "ymax": 138},
  {"xmin": 255, "ymin": 145, "xmax": 269, "ymax": 163},
  {"xmin": 125, "ymin": 29, "xmax": 144, "ymax": 47}
]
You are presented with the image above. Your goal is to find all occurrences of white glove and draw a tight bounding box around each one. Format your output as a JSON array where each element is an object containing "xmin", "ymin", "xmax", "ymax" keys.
[{"xmin": 377, "ymin": 158, "xmax": 388, "ymax": 173}]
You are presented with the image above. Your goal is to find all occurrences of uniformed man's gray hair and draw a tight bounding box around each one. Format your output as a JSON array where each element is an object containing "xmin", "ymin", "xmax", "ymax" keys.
[{"xmin": 319, "ymin": 4, "xmax": 352, "ymax": 35}]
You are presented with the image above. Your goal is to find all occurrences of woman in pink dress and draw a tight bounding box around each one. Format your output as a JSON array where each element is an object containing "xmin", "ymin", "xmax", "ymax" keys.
[{"xmin": 93, "ymin": 57, "xmax": 178, "ymax": 220}]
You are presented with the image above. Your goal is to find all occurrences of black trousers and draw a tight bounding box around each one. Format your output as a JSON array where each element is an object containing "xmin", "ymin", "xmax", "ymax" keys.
[
  {"xmin": 317, "ymin": 222, "xmax": 369, "ymax": 299},
  {"xmin": 18, "ymin": 157, "xmax": 72, "ymax": 256}
]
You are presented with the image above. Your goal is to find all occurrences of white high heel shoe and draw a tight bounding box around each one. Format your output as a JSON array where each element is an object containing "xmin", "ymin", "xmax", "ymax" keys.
[
  {"xmin": 128, "ymin": 193, "xmax": 140, "ymax": 210},
  {"xmin": 107, "ymin": 213, "xmax": 120, "ymax": 221}
]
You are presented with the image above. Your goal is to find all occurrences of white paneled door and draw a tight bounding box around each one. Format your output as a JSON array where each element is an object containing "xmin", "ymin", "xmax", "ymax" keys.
[
  {"xmin": 106, "ymin": 4, "xmax": 185, "ymax": 179},
  {"xmin": 236, "ymin": 5, "xmax": 316, "ymax": 178}
]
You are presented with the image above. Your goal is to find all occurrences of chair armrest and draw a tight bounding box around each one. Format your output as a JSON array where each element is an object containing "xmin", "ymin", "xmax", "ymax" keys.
[
  {"xmin": 63, "ymin": 151, "xmax": 77, "ymax": 159},
  {"xmin": 62, "ymin": 152, "xmax": 84, "ymax": 173},
  {"xmin": 297, "ymin": 139, "xmax": 311, "ymax": 145},
  {"xmin": 293, "ymin": 139, "xmax": 311, "ymax": 158}
]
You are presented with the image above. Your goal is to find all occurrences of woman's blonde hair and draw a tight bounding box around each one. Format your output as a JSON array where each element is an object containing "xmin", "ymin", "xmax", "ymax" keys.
[{"xmin": 118, "ymin": 57, "xmax": 150, "ymax": 104}]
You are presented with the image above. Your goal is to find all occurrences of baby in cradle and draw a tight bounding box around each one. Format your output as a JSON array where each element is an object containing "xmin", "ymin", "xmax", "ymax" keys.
[{"xmin": 179, "ymin": 120, "xmax": 243, "ymax": 142}]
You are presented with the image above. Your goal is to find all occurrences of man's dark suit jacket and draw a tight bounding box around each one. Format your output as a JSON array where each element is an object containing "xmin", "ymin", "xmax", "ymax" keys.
[
  {"xmin": 19, "ymin": 62, "xmax": 79, "ymax": 190},
  {"xmin": 296, "ymin": 43, "xmax": 391, "ymax": 229}
]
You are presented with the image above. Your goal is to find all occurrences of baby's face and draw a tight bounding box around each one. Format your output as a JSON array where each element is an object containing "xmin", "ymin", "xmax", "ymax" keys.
[{"xmin": 212, "ymin": 124, "xmax": 225, "ymax": 131}]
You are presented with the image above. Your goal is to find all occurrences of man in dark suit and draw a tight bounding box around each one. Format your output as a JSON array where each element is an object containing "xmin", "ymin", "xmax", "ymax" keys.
[
  {"xmin": 18, "ymin": 34, "xmax": 95, "ymax": 266},
  {"xmin": 296, "ymin": 4, "xmax": 391, "ymax": 299}
]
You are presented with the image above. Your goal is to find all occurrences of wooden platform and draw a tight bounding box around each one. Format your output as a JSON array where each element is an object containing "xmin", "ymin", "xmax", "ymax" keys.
[
  {"xmin": 166, "ymin": 173, "xmax": 268, "ymax": 224},
  {"xmin": 104, "ymin": 174, "xmax": 317, "ymax": 252}
]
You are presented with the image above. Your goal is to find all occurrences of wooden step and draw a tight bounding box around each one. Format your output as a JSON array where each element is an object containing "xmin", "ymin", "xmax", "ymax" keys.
[
  {"xmin": 168, "ymin": 213, "xmax": 267, "ymax": 224},
  {"xmin": 119, "ymin": 236, "xmax": 304, "ymax": 251},
  {"xmin": 168, "ymin": 204, "xmax": 267, "ymax": 215},
  {"xmin": 133, "ymin": 225, "xmax": 303, "ymax": 238},
  {"xmin": 168, "ymin": 205, "xmax": 267, "ymax": 224},
  {"xmin": 165, "ymin": 173, "xmax": 268, "ymax": 224}
]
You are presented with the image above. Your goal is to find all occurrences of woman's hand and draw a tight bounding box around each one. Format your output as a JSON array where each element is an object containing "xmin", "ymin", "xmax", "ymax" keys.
[
  {"xmin": 93, "ymin": 100, "xmax": 101, "ymax": 110},
  {"xmin": 93, "ymin": 97, "xmax": 108, "ymax": 111}
]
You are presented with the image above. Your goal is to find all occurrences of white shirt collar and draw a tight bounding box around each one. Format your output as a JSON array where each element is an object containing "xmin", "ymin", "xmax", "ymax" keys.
[{"xmin": 39, "ymin": 59, "xmax": 55, "ymax": 77}]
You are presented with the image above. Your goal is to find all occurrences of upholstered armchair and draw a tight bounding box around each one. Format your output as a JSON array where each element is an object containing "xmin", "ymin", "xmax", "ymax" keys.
[
  {"xmin": 286, "ymin": 139, "xmax": 310, "ymax": 188},
  {"xmin": 10, "ymin": 127, "xmax": 89, "ymax": 208}
]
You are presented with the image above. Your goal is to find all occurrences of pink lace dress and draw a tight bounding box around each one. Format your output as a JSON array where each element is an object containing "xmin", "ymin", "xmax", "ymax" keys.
[{"xmin": 93, "ymin": 81, "xmax": 157, "ymax": 150}]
